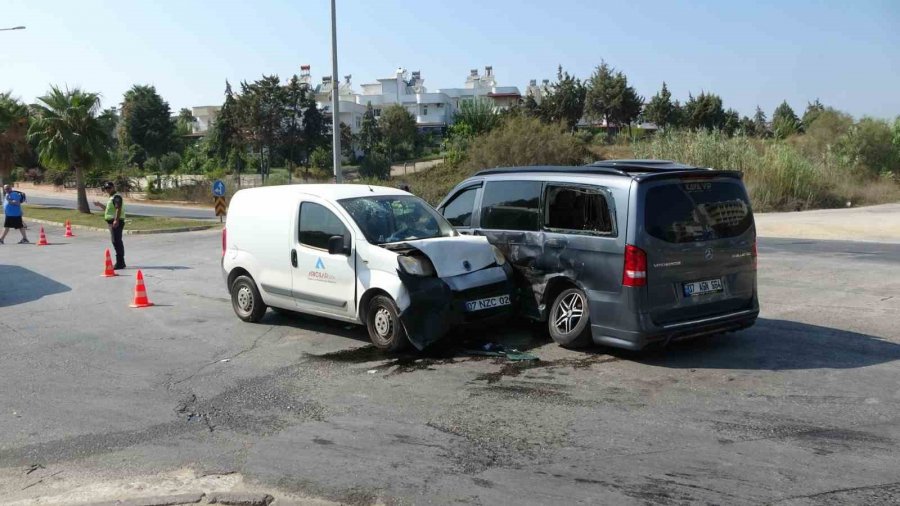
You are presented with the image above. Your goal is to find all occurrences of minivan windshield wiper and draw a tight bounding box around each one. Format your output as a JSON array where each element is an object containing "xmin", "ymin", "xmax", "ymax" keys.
[{"xmin": 339, "ymin": 195, "xmax": 456, "ymax": 245}]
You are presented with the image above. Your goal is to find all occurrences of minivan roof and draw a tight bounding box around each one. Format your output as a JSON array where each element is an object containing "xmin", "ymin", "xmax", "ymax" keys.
[{"xmin": 472, "ymin": 159, "xmax": 744, "ymax": 181}]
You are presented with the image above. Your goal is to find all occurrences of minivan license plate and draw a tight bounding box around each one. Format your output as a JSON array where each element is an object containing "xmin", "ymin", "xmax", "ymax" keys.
[
  {"xmin": 465, "ymin": 295, "xmax": 511, "ymax": 312},
  {"xmin": 683, "ymin": 278, "xmax": 723, "ymax": 297}
]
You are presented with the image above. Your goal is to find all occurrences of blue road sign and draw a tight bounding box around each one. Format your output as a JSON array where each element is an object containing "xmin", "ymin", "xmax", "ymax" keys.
[{"xmin": 212, "ymin": 180, "xmax": 226, "ymax": 197}]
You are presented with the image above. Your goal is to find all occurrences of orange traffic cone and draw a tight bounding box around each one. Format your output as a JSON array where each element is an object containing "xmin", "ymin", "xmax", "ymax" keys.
[
  {"xmin": 36, "ymin": 226, "xmax": 49, "ymax": 246},
  {"xmin": 102, "ymin": 249, "xmax": 118, "ymax": 277},
  {"xmin": 64, "ymin": 220, "xmax": 75, "ymax": 238},
  {"xmin": 129, "ymin": 270, "xmax": 154, "ymax": 308}
]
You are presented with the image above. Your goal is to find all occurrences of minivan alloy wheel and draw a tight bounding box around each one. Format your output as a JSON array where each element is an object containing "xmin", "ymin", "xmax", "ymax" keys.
[
  {"xmin": 553, "ymin": 291, "xmax": 585, "ymax": 334},
  {"xmin": 548, "ymin": 287, "xmax": 591, "ymax": 348}
]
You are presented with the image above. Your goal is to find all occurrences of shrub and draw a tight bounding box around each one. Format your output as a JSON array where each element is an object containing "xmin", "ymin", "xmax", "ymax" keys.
[
  {"xmin": 632, "ymin": 129, "xmax": 899, "ymax": 211},
  {"xmin": 461, "ymin": 116, "xmax": 589, "ymax": 172},
  {"xmin": 359, "ymin": 151, "xmax": 391, "ymax": 179}
]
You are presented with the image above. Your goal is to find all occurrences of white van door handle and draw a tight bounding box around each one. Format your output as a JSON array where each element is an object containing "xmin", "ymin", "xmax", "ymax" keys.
[{"xmin": 290, "ymin": 249, "xmax": 297, "ymax": 268}]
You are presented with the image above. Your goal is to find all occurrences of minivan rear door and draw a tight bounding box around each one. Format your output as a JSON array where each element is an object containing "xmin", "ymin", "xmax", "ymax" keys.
[{"xmin": 638, "ymin": 176, "xmax": 756, "ymax": 326}]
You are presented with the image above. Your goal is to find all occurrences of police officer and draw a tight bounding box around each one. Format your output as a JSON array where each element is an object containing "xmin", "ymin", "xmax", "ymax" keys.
[{"xmin": 93, "ymin": 181, "xmax": 126, "ymax": 269}]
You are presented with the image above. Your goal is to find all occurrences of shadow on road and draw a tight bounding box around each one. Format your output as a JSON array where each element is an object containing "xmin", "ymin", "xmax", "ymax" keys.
[
  {"xmin": 0, "ymin": 265, "xmax": 71, "ymax": 307},
  {"xmin": 633, "ymin": 318, "xmax": 900, "ymax": 370}
]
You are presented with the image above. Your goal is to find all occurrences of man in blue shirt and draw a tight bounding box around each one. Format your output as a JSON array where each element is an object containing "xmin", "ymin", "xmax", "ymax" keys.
[{"xmin": 1, "ymin": 184, "xmax": 29, "ymax": 244}]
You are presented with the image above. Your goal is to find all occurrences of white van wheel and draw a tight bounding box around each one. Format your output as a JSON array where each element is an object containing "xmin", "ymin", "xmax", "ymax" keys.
[
  {"xmin": 366, "ymin": 295, "xmax": 409, "ymax": 352},
  {"xmin": 231, "ymin": 275, "xmax": 267, "ymax": 323},
  {"xmin": 548, "ymin": 288, "xmax": 591, "ymax": 348}
]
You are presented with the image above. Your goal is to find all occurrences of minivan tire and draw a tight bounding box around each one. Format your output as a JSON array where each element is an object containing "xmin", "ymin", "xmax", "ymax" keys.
[
  {"xmin": 231, "ymin": 275, "xmax": 267, "ymax": 323},
  {"xmin": 366, "ymin": 295, "xmax": 409, "ymax": 352},
  {"xmin": 548, "ymin": 287, "xmax": 592, "ymax": 348}
]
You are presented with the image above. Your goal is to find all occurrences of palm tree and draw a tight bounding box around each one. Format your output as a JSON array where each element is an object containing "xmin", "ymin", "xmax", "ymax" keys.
[
  {"xmin": 0, "ymin": 92, "xmax": 29, "ymax": 186},
  {"xmin": 28, "ymin": 86, "xmax": 111, "ymax": 213}
]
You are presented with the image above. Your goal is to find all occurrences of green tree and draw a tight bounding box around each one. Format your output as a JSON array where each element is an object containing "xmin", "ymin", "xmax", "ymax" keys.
[
  {"xmin": 358, "ymin": 103, "xmax": 381, "ymax": 156},
  {"xmin": 739, "ymin": 116, "xmax": 757, "ymax": 136},
  {"xmin": 585, "ymin": 62, "xmax": 643, "ymax": 137},
  {"xmin": 340, "ymin": 122, "xmax": 354, "ymax": 161},
  {"xmin": 683, "ymin": 92, "xmax": 726, "ymax": 131},
  {"xmin": 772, "ymin": 100, "xmax": 801, "ymax": 139},
  {"xmin": 308, "ymin": 145, "xmax": 333, "ymax": 179},
  {"xmin": 28, "ymin": 86, "xmax": 112, "ymax": 213},
  {"xmin": 453, "ymin": 98, "xmax": 499, "ymax": 137},
  {"xmin": 120, "ymin": 84, "xmax": 177, "ymax": 169},
  {"xmin": 175, "ymin": 107, "xmax": 195, "ymax": 136},
  {"xmin": 236, "ymin": 75, "xmax": 286, "ymax": 182},
  {"xmin": 380, "ymin": 104, "xmax": 417, "ymax": 162},
  {"xmin": 643, "ymin": 82, "xmax": 675, "ymax": 129},
  {"xmin": 281, "ymin": 75, "xmax": 308, "ymax": 178},
  {"xmin": 753, "ymin": 106, "xmax": 769, "ymax": 137},
  {"xmin": 302, "ymin": 90, "xmax": 325, "ymax": 156},
  {"xmin": 359, "ymin": 150, "xmax": 391, "ymax": 179},
  {"xmin": 841, "ymin": 117, "xmax": 896, "ymax": 174},
  {"xmin": 723, "ymin": 108, "xmax": 741, "ymax": 137},
  {"xmin": 0, "ymin": 92, "xmax": 29, "ymax": 185},
  {"xmin": 541, "ymin": 66, "xmax": 586, "ymax": 131},
  {"xmin": 801, "ymin": 99, "xmax": 825, "ymax": 131},
  {"xmin": 97, "ymin": 107, "xmax": 120, "ymax": 148}
]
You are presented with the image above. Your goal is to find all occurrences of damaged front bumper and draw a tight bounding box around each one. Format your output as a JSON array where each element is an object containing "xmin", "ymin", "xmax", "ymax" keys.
[{"xmin": 397, "ymin": 263, "xmax": 516, "ymax": 350}]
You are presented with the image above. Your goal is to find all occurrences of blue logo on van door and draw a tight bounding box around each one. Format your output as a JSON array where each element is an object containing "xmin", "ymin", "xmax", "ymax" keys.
[{"xmin": 315, "ymin": 257, "xmax": 326, "ymax": 270}]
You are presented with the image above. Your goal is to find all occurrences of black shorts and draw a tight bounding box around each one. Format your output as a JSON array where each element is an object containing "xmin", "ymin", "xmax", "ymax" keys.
[{"xmin": 3, "ymin": 216, "xmax": 23, "ymax": 229}]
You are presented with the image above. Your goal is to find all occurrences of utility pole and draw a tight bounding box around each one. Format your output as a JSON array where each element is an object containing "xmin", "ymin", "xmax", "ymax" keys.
[{"xmin": 330, "ymin": 0, "xmax": 342, "ymax": 183}]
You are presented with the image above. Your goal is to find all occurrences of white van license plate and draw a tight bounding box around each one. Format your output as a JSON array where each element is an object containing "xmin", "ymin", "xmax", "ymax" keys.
[
  {"xmin": 465, "ymin": 295, "xmax": 511, "ymax": 312},
  {"xmin": 683, "ymin": 278, "xmax": 723, "ymax": 297}
]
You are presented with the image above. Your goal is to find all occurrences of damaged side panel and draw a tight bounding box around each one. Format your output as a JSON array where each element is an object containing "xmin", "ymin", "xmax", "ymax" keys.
[{"xmin": 482, "ymin": 229, "xmax": 624, "ymax": 322}]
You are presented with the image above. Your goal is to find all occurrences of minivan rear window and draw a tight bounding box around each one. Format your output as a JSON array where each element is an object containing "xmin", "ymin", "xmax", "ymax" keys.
[{"xmin": 644, "ymin": 181, "xmax": 753, "ymax": 243}]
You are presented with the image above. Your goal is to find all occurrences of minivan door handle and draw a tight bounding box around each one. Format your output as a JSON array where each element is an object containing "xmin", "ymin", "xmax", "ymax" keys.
[
  {"xmin": 546, "ymin": 238, "xmax": 568, "ymax": 248},
  {"xmin": 291, "ymin": 249, "xmax": 298, "ymax": 268}
]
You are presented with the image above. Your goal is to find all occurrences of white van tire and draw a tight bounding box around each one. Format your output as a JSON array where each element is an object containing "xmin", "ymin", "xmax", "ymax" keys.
[
  {"xmin": 366, "ymin": 295, "xmax": 409, "ymax": 352},
  {"xmin": 231, "ymin": 275, "xmax": 267, "ymax": 323},
  {"xmin": 548, "ymin": 288, "xmax": 591, "ymax": 348}
]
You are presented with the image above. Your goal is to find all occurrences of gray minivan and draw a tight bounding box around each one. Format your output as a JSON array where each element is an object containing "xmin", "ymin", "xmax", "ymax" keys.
[{"xmin": 436, "ymin": 160, "xmax": 759, "ymax": 350}]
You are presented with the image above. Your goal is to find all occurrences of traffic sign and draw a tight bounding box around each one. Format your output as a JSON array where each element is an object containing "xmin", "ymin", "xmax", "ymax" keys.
[
  {"xmin": 212, "ymin": 180, "xmax": 226, "ymax": 197},
  {"xmin": 214, "ymin": 196, "xmax": 227, "ymax": 221}
]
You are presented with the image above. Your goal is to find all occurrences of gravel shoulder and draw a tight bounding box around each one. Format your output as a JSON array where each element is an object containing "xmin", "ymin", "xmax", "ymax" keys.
[{"xmin": 755, "ymin": 203, "xmax": 900, "ymax": 243}]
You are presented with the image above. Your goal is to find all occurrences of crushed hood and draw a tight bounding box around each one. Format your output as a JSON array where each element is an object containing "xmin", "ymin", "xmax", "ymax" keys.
[{"xmin": 401, "ymin": 235, "xmax": 496, "ymax": 278}]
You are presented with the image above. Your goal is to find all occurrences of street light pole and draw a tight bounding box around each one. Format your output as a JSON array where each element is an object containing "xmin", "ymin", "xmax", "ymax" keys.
[
  {"xmin": 330, "ymin": 0, "xmax": 342, "ymax": 183},
  {"xmin": 0, "ymin": 26, "xmax": 26, "ymax": 31}
]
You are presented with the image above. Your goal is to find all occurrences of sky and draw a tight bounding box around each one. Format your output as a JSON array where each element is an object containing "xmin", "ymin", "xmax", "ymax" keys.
[{"xmin": 2, "ymin": 0, "xmax": 899, "ymax": 120}]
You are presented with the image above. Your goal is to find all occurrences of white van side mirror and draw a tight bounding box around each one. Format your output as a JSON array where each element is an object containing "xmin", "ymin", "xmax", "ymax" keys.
[{"xmin": 327, "ymin": 235, "xmax": 348, "ymax": 256}]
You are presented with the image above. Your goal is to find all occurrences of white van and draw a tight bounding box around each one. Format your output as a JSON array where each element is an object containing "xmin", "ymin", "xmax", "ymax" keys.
[{"xmin": 222, "ymin": 184, "xmax": 515, "ymax": 351}]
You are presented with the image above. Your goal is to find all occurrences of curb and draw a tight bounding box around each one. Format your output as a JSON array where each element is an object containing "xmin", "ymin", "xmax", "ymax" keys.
[
  {"xmin": 22, "ymin": 218, "xmax": 219, "ymax": 235},
  {"xmin": 82, "ymin": 491, "xmax": 274, "ymax": 506}
]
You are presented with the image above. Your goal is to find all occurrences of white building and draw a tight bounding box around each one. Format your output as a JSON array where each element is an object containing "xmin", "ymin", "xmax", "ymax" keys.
[
  {"xmin": 191, "ymin": 105, "xmax": 221, "ymax": 135},
  {"xmin": 315, "ymin": 66, "xmax": 522, "ymax": 135}
]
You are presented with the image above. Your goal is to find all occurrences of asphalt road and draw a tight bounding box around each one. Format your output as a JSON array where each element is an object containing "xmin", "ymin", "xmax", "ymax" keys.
[
  {"xmin": 1, "ymin": 227, "xmax": 899, "ymax": 504},
  {"xmin": 25, "ymin": 194, "xmax": 216, "ymax": 220}
]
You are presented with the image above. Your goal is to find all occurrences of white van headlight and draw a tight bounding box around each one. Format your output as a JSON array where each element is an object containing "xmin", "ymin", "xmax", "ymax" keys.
[
  {"xmin": 491, "ymin": 245, "xmax": 507, "ymax": 266},
  {"xmin": 398, "ymin": 255, "xmax": 436, "ymax": 276}
]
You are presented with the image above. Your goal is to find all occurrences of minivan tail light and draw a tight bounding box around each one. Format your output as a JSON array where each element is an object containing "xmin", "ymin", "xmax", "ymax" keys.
[
  {"xmin": 752, "ymin": 240, "xmax": 757, "ymax": 270},
  {"xmin": 222, "ymin": 227, "xmax": 227, "ymax": 257},
  {"xmin": 623, "ymin": 245, "xmax": 647, "ymax": 287}
]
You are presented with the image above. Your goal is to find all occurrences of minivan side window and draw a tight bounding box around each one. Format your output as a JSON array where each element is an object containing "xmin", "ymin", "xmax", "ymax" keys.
[
  {"xmin": 545, "ymin": 185, "xmax": 614, "ymax": 235},
  {"xmin": 299, "ymin": 202, "xmax": 348, "ymax": 250},
  {"xmin": 441, "ymin": 186, "xmax": 479, "ymax": 227},
  {"xmin": 480, "ymin": 180, "xmax": 542, "ymax": 231}
]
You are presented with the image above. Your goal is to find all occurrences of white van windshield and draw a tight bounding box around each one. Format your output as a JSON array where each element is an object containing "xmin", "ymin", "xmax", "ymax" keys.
[{"xmin": 339, "ymin": 195, "xmax": 456, "ymax": 245}]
